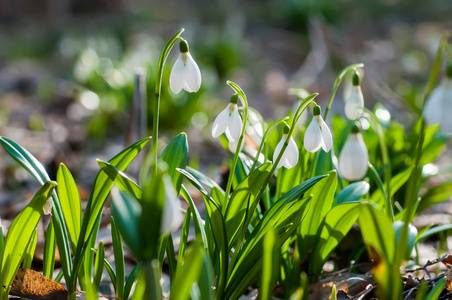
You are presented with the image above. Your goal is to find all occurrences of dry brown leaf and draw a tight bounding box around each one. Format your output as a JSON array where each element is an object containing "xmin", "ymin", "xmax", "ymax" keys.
[{"xmin": 10, "ymin": 268, "xmax": 67, "ymax": 300}]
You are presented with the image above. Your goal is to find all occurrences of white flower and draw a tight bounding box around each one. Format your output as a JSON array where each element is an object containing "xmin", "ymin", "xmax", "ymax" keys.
[
  {"xmin": 304, "ymin": 106, "xmax": 333, "ymax": 153},
  {"xmin": 424, "ymin": 78, "xmax": 452, "ymax": 133},
  {"xmin": 245, "ymin": 110, "xmax": 264, "ymax": 145},
  {"xmin": 273, "ymin": 134, "xmax": 299, "ymax": 169},
  {"xmin": 169, "ymin": 40, "xmax": 201, "ymax": 94},
  {"xmin": 344, "ymin": 71, "xmax": 364, "ymax": 120},
  {"xmin": 338, "ymin": 128, "xmax": 369, "ymax": 181},
  {"xmin": 212, "ymin": 98, "xmax": 243, "ymax": 142}
]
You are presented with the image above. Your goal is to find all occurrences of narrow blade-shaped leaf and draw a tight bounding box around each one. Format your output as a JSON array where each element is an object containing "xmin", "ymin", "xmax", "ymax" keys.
[
  {"xmin": 43, "ymin": 220, "xmax": 56, "ymax": 279},
  {"xmin": 159, "ymin": 133, "xmax": 188, "ymax": 194},
  {"xmin": 111, "ymin": 216, "xmax": 125, "ymax": 299}
]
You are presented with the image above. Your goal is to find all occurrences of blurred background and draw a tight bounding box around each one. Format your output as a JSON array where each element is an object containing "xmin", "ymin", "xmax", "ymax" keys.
[{"xmin": 0, "ymin": 0, "xmax": 451, "ymax": 208}]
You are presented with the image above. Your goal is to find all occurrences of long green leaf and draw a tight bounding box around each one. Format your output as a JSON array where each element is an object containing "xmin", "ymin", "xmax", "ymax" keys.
[
  {"xmin": 73, "ymin": 137, "xmax": 150, "ymax": 285},
  {"xmin": 43, "ymin": 220, "xmax": 56, "ymax": 279},
  {"xmin": 98, "ymin": 160, "xmax": 142, "ymax": 200},
  {"xmin": 22, "ymin": 228, "xmax": 38, "ymax": 270},
  {"xmin": 0, "ymin": 137, "xmax": 73, "ymax": 289},
  {"xmin": 0, "ymin": 181, "xmax": 57, "ymax": 298},
  {"xmin": 425, "ymin": 277, "xmax": 446, "ymax": 300},
  {"xmin": 57, "ymin": 163, "xmax": 82, "ymax": 250},
  {"xmin": 180, "ymin": 185, "xmax": 207, "ymax": 249},
  {"xmin": 93, "ymin": 241, "xmax": 105, "ymax": 292},
  {"xmin": 310, "ymin": 203, "xmax": 361, "ymax": 275},
  {"xmin": 111, "ymin": 216, "xmax": 125, "ymax": 299},
  {"xmin": 124, "ymin": 262, "xmax": 142, "ymax": 300},
  {"xmin": 260, "ymin": 228, "xmax": 278, "ymax": 300},
  {"xmin": 334, "ymin": 181, "xmax": 369, "ymax": 206}
]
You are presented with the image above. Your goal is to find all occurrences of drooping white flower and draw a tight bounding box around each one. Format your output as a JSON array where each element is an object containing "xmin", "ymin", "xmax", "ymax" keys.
[
  {"xmin": 169, "ymin": 39, "xmax": 202, "ymax": 94},
  {"xmin": 344, "ymin": 71, "xmax": 364, "ymax": 120},
  {"xmin": 212, "ymin": 94, "xmax": 243, "ymax": 142},
  {"xmin": 424, "ymin": 76, "xmax": 452, "ymax": 134},
  {"xmin": 245, "ymin": 109, "xmax": 264, "ymax": 145},
  {"xmin": 304, "ymin": 105, "xmax": 333, "ymax": 153},
  {"xmin": 338, "ymin": 125, "xmax": 369, "ymax": 181},
  {"xmin": 273, "ymin": 126, "xmax": 299, "ymax": 169}
]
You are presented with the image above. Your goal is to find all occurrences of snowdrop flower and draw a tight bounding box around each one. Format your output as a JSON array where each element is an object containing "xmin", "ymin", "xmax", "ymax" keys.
[
  {"xmin": 169, "ymin": 39, "xmax": 202, "ymax": 94},
  {"xmin": 273, "ymin": 125, "xmax": 298, "ymax": 169},
  {"xmin": 338, "ymin": 124, "xmax": 369, "ymax": 181},
  {"xmin": 212, "ymin": 94, "xmax": 243, "ymax": 142},
  {"xmin": 304, "ymin": 105, "xmax": 333, "ymax": 153},
  {"xmin": 344, "ymin": 71, "xmax": 364, "ymax": 120},
  {"xmin": 424, "ymin": 64, "xmax": 452, "ymax": 133}
]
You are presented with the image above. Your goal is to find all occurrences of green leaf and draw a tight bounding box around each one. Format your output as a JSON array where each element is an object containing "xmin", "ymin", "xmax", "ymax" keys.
[
  {"xmin": 159, "ymin": 133, "xmax": 189, "ymax": 194},
  {"xmin": 57, "ymin": 163, "xmax": 82, "ymax": 250},
  {"xmin": 124, "ymin": 262, "xmax": 142, "ymax": 300},
  {"xmin": 22, "ymin": 228, "xmax": 38, "ymax": 270},
  {"xmin": 180, "ymin": 185, "xmax": 207, "ymax": 249},
  {"xmin": 260, "ymin": 228, "xmax": 278, "ymax": 300},
  {"xmin": 359, "ymin": 203, "xmax": 395, "ymax": 263},
  {"xmin": 419, "ymin": 181, "xmax": 452, "ymax": 212},
  {"xmin": 111, "ymin": 188, "xmax": 142, "ymax": 258},
  {"xmin": 370, "ymin": 167, "xmax": 413, "ymax": 210},
  {"xmin": 93, "ymin": 241, "xmax": 105, "ymax": 292},
  {"xmin": 224, "ymin": 162, "xmax": 272, "ymax": 248},
  {"xmin": 417, "ymin": 224, "xmax": 452, "ymax": 242},
  {"xmin": 102, "ymin": 256, "xmax": 116, "ymax": 292},
  {"xmin": 0, "ymin": 137, "xmax": 73, "ymax": 288},
  {"xmin": 0, "ymin": 181, "xmax": 57, "ymax": 298},
  {"xmin": 98, "ymin": 160, "xmax": 142, "ymax": 200},
  {"xmin": 310, "ymin": 203, "xmax": 361, "ymax": 275},
  {"xmin": 185, "ymin": 166, "xmax": 224, "ymax": 193},
  {"xmin": 43, "ymin": 219, "xmax": 56, "ymax": 279},
  {"xmin": 334, "ymin": 181, "xmax": 369, "ymax": 206},
  {"xmin": 177, "ymin": 208, "xmax": 191, "ymax": 270},
  {"xmin": 425, "ymin": 276, "xmax": 446, "ymax": 300},
  {"xmin": 298, "ymin": 171, "xmax": 337, "ymax": 258},
  {"xmin": 73, "ymin": 137, "xmax": 150, "ymax": 283},
  {"xmin": 111, "ymin": 216, "xmax": 125, "ymax": 299}
]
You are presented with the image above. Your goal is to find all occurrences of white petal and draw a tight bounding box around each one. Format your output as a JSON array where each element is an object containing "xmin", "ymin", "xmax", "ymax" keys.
[
  {"xmin": 283, "ymin": 137, "xmax": 299, "ymax": 169},
  {"xmin": 304, "ymin": 118, "xmax": 322, "ymax": 153},
  {"xmin": 212, "ymin": 104, "xmax": 231, "ymax": 138},
  {"xmin": 273, "ymin": 135, "xmax": 286, "ymax": 169},
  {"xmin": 183, "ymin": 53, "xmax": 202, "ymax": 93},
  {"xmin": 344, "ymin": 86, "xmax": 364, "ymax": 120},
  {"xmin": 225, "ymin": 106, "xmax": 242, "ymax": 142},
  {"xmin": 318, "ymin": 116, "xmax": 333, "ymax": 152},
  {"xmin": 169, "ymin": 54, "xmax": 185, "ymax": 94},
  {"xmin": 43, "ymin": 198, "xmax": 53, "ymax": 215},
  {"xmin": 228, "ymin": 137, "xmax": 244, "ymax": 153},
  {"xmin": 338, "ymin": 133, "xmax": 369, "ymax": 181}
]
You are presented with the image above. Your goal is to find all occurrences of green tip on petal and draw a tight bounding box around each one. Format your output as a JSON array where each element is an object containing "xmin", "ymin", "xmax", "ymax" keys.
[
  {"xmin": 283, "ymin": 125, "xmax": 290, "ymax": 134},
  {"xmin": 179, "ymin": 39, "xmax": 189, "ymax": 53},
  {"xmin": 446, "ymin": 62, "xmax": 452, "ymax": 78},
  {"xmin": 230, "ymin": 93, "xmax": 239, "ymax": 104},
  {"xmin": 313, "ymin": 105, "xmax": 321, "ymax": 116},
  {"xmin": 351, "ymin": 123, "xmax": 360, "ymax": 134},
  {"xmin": 352, "ymin": 71, "xmax": 361, "ymax": 86}
]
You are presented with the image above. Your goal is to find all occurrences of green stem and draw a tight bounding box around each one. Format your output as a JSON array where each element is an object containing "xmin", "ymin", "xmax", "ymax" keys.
[
  {"xmin": 363, "ymin": 108, "xmax": 393, "ymax": 221},
  {"xmin": 249, "ymin": 116, "xmax": 289, "ymax": 173},
  {"xmin": 368, "ymin": 162, "xmax": 391, "ymax": 218},
  {"xmin": 223, "ymin": 81, "xmax": 249, "ymax": 205},
  {"xmin": 397, "ymin": 31, "xmax": 450, "ymax": 266},
  {"xmin": 153, "ymin": 28, "xmax": 185, "ymax": 176},
  {"xmin": 323, "ymin": 63, "xmax": 364, "ymax": 121}
]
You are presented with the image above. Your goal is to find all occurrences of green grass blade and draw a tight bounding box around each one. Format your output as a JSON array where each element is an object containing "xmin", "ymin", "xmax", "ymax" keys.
[
  {"xmin": 0, "ymin": 181, "xmax": 57, "ymax": 298},
  {"xmin": 93, "ymin": 241, "xmax": 105, "ymax": 292},
  {"xmin": 57, "ymin": 163, "xmax": 82, "ymax": 250},
  {"xmin": 124, "ymin": 262, "xmax": 142, "ymax": 300},
  {"xmin": 111, "ymin": 216, "xmax": 125, "ymax": 299},
  {"xmin": 177, "ymin": 208, "xmax": 191, "ymax": 270},
  {"xmin": 73, "ymin": 137, "xmax": 150, "ymax": 286},
  {"xmin": 0, "ymin": 137, "xmax": 73, "ymax": 289},
  {"xmin": 102, "ymin": 257, "xmax": 116, "ymax": 291},
  {"xmin": 97, "ymin": 160, "xmax": 142, "ymax": 200},
  {"xmin": 180, "ymin": 185, "xmax": 207, "ymax": 249},
  {"xmin": 425, "ymin": 276, "xmax": 446, "ymax": 300},
  {"xmin": 0, "ymin": 218, "xmax": 3, "ymax": 265},
  {"xmin": 417, "ymin": 224, "xmax": 452, "ymax": 242},
  {"xmin": 43, "ymin": 220, "xmax": 56, "ymax": 279},
  {"xmin": 260, "ymin": 228, "xmax": 278, "ymax": 300}
]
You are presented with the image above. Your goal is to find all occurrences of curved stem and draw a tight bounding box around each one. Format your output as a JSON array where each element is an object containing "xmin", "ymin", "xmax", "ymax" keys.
[
  {"xmin": 363, "ymin": 108, "xmax": 393, "ymax": 221},
  {"xmin": 223, "ymin": 81, "xmax": 249, "ymax": 205},
  {"xmin": 323, "ymin": 63, "xmax": 364, "ymax": 121},
  {"xmin": 152, "ymin": 28, "xmax": 185, "ymax": 176},
  {"xmin": 249, "ymin": 116, "xmax": 289, "ymax": 173}
]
